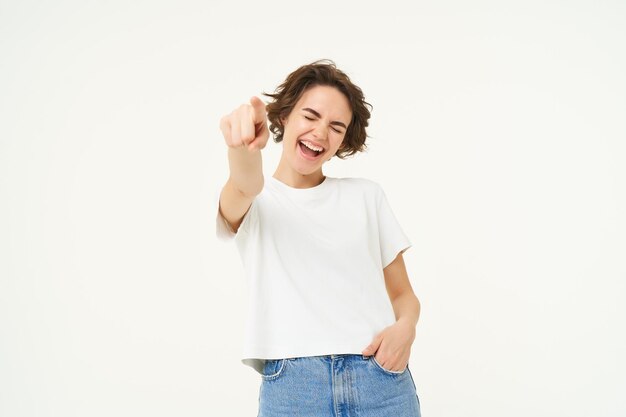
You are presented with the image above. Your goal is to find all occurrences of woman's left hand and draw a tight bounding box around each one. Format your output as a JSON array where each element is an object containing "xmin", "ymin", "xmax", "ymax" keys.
[{"xmin": 361, "ymin": 318, "xmax": 416, "ymax": 372}]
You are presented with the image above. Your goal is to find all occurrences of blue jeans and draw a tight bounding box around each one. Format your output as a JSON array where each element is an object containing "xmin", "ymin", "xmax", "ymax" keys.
[{"xmin": 257, "ymin": 354, "xmax": 421, "ymax": 417}]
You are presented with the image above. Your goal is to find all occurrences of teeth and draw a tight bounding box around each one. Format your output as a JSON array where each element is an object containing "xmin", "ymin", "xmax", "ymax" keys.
[{"xmin": 301, "ymin": 140, "xmax": 323, "ymax": 152}]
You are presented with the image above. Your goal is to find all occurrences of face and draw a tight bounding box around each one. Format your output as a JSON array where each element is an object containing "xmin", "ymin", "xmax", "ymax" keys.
[{"xmin": 279, "ymin": 85, "xmax": 352, "ymax": 176}]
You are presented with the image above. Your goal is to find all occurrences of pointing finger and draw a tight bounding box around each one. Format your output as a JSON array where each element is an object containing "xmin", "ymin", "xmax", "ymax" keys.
[{"xmin": 249, "ymin": 96, "xmax": 267, "ymax": 123}]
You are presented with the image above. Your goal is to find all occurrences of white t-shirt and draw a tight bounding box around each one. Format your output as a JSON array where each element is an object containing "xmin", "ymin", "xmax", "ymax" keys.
[{"xmin": 214, "ymin": 175, "xmax": 412, "ymax": 375}]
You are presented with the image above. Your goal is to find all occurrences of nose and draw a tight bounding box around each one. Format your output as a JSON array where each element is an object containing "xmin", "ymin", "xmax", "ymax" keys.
[{"xmin": 312, "ymin": 122, "xmax": 329, "ymax": 141}]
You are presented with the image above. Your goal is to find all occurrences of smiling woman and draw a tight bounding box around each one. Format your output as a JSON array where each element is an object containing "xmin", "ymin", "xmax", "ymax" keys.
[
  {"xmin": 263, "ymin": 59, "xmax": 371, "ymax": 162},
  {"xmin": 215, "ymin": 59, "xmax": 421, "ymax": 417},
  {"xmin": 272, "ymin": 84, "xmax": 353, "ymax": 179}
]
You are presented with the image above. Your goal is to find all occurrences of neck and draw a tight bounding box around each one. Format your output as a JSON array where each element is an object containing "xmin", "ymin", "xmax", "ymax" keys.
[{"xmin": 272, "ymin": 168, "xmax": 326, "ymax": 189}]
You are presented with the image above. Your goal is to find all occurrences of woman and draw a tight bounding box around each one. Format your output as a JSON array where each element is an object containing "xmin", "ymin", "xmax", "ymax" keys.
[{"xmin": 215, "ymin": 59, "xmax": 422, "ymax": 416}]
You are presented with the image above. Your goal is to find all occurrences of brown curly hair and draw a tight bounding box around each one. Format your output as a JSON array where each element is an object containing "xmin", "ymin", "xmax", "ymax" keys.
[{"xmin": 262, "ymin": 59, "xmax": 373, "ymax": 160}]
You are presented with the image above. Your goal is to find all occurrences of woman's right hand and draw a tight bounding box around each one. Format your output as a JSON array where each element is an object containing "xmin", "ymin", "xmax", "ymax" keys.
[{"xmin": 219, "ymin": 96, "xmax": 270, "ymax": 152}]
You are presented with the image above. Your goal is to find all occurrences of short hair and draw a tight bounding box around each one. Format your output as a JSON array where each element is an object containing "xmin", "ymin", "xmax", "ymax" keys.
[{"xmin": 263, "ymin": 59, "xmax": 373, "ymax": 160}]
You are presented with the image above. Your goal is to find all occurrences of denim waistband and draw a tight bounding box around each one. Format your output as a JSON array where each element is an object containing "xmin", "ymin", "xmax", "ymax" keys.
[{"xmin": 284, "ymin": 354, "xmax": 370, "ymax": 361}]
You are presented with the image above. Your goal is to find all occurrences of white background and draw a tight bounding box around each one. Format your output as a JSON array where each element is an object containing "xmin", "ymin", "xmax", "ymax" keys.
[{"xmin": 1, "ymin": 1, "xmax": 625, "ymax": 416}]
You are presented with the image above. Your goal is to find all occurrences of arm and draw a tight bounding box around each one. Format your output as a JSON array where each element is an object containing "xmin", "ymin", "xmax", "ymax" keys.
[
  {"xmin": 362, "ymin": 252, "xmax": 420, "ymax": 372},
  {"xmin": 384, "ymin": 252, "xmax": 421, "ymax": 327},
  {"xmin": 219, "ymin": 148, "xmax": 263, "ymax": 233},
  {"xmin": 218, "ymin": 97, "xmax": 268, "ymax": 233}
]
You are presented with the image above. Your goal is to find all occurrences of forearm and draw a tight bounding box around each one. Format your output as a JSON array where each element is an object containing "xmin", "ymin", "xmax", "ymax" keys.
[
  {"xmin": 390, "ymin": 292, "xmax": 420, "ymax": 328},
  {"xmin": 228, "ymin": 146, "xmax": 264, "ymax": 196}
]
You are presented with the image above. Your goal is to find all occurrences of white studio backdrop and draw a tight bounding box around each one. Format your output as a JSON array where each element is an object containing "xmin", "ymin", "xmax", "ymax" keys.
[{"xmin": 1, "ymin": 0, "xmax": 624, "ymax": 416}]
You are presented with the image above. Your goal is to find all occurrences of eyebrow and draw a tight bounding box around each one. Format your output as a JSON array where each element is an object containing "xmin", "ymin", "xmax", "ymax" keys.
[{"xmin": 302, "ymin": 108, "xmax": 348, "ymax": 130}]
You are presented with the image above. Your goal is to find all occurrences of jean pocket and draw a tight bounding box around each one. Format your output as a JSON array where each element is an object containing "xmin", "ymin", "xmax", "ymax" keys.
[
  {"xmin": 369, "ymin": 356, "xmax": 408, "ymax": 375},
  {"xmin": 261, "ymin": 359, "xmax": 288, "ymax": 381}
]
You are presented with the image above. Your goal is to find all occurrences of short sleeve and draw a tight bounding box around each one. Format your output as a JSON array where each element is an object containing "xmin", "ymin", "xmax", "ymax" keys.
[
  {"xmin": 376, "ymin": 184, "xmax": 412, "ymax": 269},
  {"xmin": 213, "ymin": 186, "xmax": 257, "ymax": 241}
]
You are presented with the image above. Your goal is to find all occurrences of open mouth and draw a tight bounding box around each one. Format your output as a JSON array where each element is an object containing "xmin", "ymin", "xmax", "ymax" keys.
[{"xmin": 298, "ymin": 140, "xmax": 325, "ymax": 160}]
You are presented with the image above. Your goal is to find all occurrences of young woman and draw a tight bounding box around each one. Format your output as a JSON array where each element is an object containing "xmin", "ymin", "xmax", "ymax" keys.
[{"xmin": 215, "ymin": 59, "xmax": 422, "ymax": 416}]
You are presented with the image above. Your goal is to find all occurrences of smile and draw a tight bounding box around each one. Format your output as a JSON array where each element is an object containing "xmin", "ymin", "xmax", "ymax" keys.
[{"xmin": 297, "ymin": 140, "xmax": 325, "ymax": 160}]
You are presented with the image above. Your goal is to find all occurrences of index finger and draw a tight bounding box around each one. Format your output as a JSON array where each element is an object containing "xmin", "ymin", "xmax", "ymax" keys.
[{"xmin": 249, "ymin": 96, "xmax": 267, "ymax": 123}]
